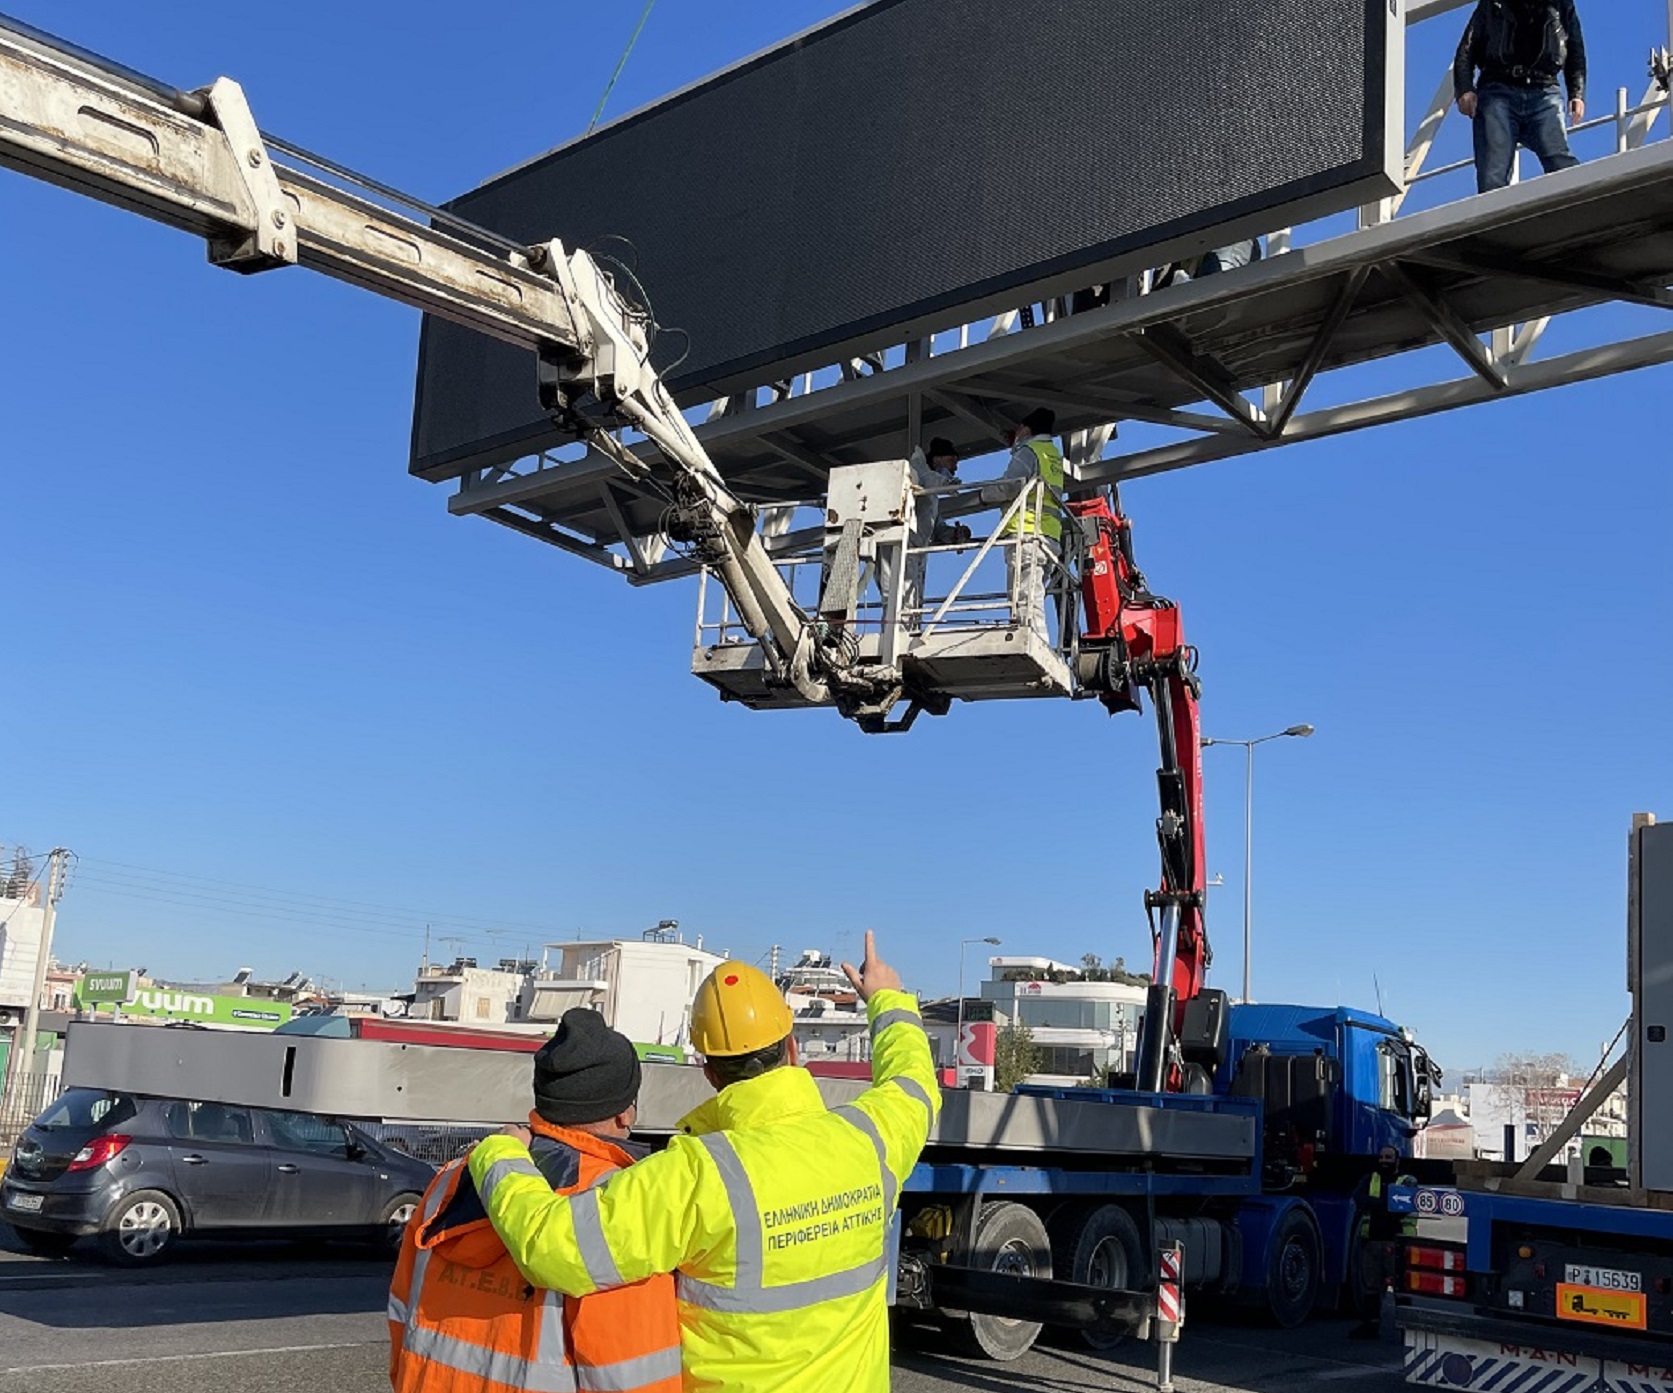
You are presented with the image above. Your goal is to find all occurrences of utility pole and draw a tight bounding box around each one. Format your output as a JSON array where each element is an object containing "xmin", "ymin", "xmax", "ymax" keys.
[
  {"xmin": 5, "ymin": 847, "xmax": 69, "ymax": 1102},
  {"xmin": 769, "ymin": 944, "xmax": 781, "ymax": 979}
]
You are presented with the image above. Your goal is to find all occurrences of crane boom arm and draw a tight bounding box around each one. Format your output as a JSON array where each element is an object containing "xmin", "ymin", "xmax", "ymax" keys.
[
  {"xmin": 0, "ymin": 14, "xmax": 835, "ymax": 707},
  {"xmin": 1072, "ymin": 491, "xmax": 1211, "ymax": 1094}
]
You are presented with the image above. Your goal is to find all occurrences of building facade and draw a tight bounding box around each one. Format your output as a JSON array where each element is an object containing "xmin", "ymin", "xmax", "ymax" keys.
[
  {"xmin": 0, "ymin": 883, "xmax": 47, "ymax": 1015},
  {"xmin": 521, "ymin": 936, "xmax": 727, "ymax": 1047},
  {"xmin": 978, "ymin": 956, "xmax": 1148, "ymax": 1085}
]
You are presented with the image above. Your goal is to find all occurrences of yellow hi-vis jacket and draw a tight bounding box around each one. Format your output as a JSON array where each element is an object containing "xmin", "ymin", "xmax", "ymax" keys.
[
  {"xmin": 468, "ymin": 990, "xmax": 940, "ymax": 1393},
  {"xmin": 996, "ymin": 436, "xmax": 1064, "ymax": 542}
]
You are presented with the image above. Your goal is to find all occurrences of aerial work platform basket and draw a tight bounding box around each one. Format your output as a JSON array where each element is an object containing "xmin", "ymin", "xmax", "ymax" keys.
[{"xmin": 692, "ymin": 464, "xmax": 1080, "ymax": 712}]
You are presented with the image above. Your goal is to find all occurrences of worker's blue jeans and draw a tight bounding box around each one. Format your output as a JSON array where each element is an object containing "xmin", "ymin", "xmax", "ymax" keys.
[{"xmin": 1473, "ymin": 83, "xmax": 1580, "ymax": 193}]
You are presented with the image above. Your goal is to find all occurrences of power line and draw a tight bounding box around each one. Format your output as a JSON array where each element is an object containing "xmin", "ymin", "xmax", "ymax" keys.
[
  {"xmin": 67, "ymin": 866, "xmax": 495, "ymax": 939},
  {"xmin": 69, "ymin": 853, "xmax": 555, "ymax": 936},
  {"xmin": 587, "ymin": 0, "xmax": 658, "ymax": 135}
]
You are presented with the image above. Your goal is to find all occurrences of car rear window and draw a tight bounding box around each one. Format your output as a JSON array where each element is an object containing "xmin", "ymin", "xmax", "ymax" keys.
[{"xmin": 34, "ymin": 1088, "xmax": 138, "ymax": 1132}]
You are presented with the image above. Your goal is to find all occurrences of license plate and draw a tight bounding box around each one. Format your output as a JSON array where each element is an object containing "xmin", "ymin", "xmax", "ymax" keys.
[
  {"xmin": 5, "ymin": 1192, "xmax": 44, "ymax": 1213},
  {"xmin": 1557, "ymin": 1282, "xmax": 1648, "ymax": 1331},
  {"xmin": 1565, "ymin": 1263, "xmax": 1643, "ymax": 1292}
]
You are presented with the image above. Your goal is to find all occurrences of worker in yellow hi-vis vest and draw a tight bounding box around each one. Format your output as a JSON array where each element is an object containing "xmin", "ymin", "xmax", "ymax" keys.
[
  {"xmin": 982, "ymin": 406, "xmax": 1065, "ymax": 636},
  {"xmin": 466, "ymin": 931, "xmax": 939, "ymax": 1393}
]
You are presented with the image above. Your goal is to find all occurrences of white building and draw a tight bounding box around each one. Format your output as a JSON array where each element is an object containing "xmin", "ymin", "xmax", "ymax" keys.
[
  {"xmin": 412, "ymin": 959, "xmax": 531, "ymax": 1026},
  {"xmin": 0, "ymin": 882, "xmax": 47, "ymax": 1014},
  {"xmin": 521, "ymin": 932, "xmax": 728, "ymax": 1048},
  {"xmin": 978, "ymin": 955, "xmax": 1148, "ymax": 1085},
  {"xmin": 779, "ymin": 950, "xmax": 869, "ymax": 1064}
]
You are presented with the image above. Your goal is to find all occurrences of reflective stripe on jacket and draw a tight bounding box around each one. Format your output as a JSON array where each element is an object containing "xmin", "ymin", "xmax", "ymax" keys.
[
  {"xmin": 390, "ymin": 1118, "xmax": 681, "ymax": 1393},
  {"xmin": 469, "ymin": 989, "xmax": 940, "ymax": 1393},
  {"xmin": 1358, "ymin": 1170, "xmax": 1418, "ymax": 1241},
  {"xmin": 997, "ymin": 437, "xmax": 1065, "ymax": 541}
]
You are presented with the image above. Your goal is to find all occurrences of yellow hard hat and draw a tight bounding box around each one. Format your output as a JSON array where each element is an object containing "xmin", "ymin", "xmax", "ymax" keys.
[{"xmin": 690, "ymin": 961, "xmax": 793, "ymax": 1057}]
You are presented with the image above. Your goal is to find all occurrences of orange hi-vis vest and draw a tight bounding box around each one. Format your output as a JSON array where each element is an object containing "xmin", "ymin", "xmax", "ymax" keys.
[{"xmin": 389, "ymin": 1116, "xmax": 681, "ymax": 1393}]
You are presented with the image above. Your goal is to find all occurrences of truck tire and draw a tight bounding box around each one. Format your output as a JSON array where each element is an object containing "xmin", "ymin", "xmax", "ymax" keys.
[
  {"xmin": 1049, "ymin": 1203, "xmax": 1146, "ymax": 1350},
  {"xmin": 1264, "ymin": 1207, "xmax": 1321, "ymax": 1329},
  {"xmin": 949, "ymin": 1201, "xmax": 1052, "ymax": 1361}
]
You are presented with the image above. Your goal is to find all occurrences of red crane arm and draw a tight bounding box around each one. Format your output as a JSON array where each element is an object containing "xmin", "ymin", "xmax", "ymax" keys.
[{"xmin": 1069, "ymin": 491, "xmax": 1209, "ymax": 1092}]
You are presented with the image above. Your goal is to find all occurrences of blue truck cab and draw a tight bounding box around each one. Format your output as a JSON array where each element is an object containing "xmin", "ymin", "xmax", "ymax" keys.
[{"xmin": 1222, "ymin": 1002, "xmax": 1436, "ymax": 1165}]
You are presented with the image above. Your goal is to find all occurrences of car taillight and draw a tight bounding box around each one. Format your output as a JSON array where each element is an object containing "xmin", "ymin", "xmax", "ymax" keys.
[
  {"xmin": 1408, "ymin": 1270, "xmax": 1469, "ymax": 1297},
  {"xmin": 1408, "ymin": 1246, "xmax": 1466, "ymax": 1272},
  {"xmin": 66, "ymin": 1134, "xmax": 132, "ymax": 1172}
]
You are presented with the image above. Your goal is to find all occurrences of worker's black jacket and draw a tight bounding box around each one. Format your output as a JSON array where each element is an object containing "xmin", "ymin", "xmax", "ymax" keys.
[{"xmin": 1454, "ymin": 0, "xmax": 1586, "ymax": 101}]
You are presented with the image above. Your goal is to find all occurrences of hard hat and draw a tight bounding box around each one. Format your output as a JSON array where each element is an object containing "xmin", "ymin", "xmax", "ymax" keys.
[{"xmin": 690, "ymin": 962, "xmax": 793, "ymax": 1057}]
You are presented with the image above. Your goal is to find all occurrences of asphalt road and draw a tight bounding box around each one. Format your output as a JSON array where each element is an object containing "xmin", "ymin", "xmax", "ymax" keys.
[{"xmin": 0, "ymin": 1220, "xmax": 1409, "ymax": 1393}]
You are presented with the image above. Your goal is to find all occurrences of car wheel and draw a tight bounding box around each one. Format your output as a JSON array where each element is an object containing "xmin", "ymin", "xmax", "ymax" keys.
[
  {"xmin": 100, "ymin": 1191, "xmax": 181, "ymax": 1266},
  {"xmin": 377, "ymin": 1193, "xmax": 422, "ymax": 1254},
  {"xmin": 11, "ymin": 1226, "xmax": 78, "ymax": 1258}
]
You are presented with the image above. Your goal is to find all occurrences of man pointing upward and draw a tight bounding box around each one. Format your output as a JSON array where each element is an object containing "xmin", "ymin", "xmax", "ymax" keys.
[{"xmin": 468, "ymin": 930, "xmax": 940, "ymax": 1393}]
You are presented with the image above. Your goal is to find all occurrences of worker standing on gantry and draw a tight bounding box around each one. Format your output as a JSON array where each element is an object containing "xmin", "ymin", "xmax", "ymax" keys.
[
  {"xmin": 466, "ymin": 932, "xmax": 938, "ymax": 1393},
  {"xmin": 1454, "ymin": 0, "xmax": 1587, "ymax": 193},
  {"xmin": 982, "ymin": 407, "xmax": 1066, "ymax": 634}
]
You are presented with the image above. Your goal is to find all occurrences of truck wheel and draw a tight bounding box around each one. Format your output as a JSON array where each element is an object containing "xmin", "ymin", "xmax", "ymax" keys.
[
  {"xmin": 949, "ymin": 1201, "xmax": 1052, "ymax": 1361},
  {"xmin": 1050, "ymin": 1203, "xmax": 1145, "ymax": 1350},
  {"xmin": 1264, "ymin": 1208, "xmax": 1321, "ymax": 1329}
]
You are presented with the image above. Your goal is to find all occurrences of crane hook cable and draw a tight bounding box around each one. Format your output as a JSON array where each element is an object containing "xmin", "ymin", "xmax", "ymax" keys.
[{"xmin": 587, "ymin": 0, "xmax": 658, "ymax": 136}]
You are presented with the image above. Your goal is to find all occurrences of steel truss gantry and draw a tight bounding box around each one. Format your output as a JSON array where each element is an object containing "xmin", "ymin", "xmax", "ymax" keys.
[{"xmin": 441, "ymin": 0, "xmax": 1673, "ymax": 585}]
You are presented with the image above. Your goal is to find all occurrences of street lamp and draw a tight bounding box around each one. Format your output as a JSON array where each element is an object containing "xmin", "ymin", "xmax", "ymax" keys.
[
  {"xmin": 1200, "ymin": 725, "xmax": 1314, "ymax": 1004},
  {"xmin": 956, "ymin": 936, "xmax": 1003, "ymax": 1083}
]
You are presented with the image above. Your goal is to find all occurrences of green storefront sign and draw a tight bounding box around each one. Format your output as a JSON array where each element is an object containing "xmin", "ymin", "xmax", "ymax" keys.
[
  {"xmin": 72, "ymin": 979, "xmax": 293, "ymax": 1030},
  {"xmin": 81, "ymin": 971, "xmax": 132, "ymax": 1003}
]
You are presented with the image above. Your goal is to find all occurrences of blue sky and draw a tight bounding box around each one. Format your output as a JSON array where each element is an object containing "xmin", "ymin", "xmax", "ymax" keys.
[{"xmin": 3, "ymin": 1, "xmax": 1669, "ymax": 1072}]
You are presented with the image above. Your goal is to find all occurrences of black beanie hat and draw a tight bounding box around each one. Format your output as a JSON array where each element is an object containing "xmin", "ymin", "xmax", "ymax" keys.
[
  {"xmin": 532, "ymin": 1009, "xmax": 643, "ymax": 1126},
  {"xmin": 1021, "ymin": 407, "xmax": 1057, "ymax": 436}
]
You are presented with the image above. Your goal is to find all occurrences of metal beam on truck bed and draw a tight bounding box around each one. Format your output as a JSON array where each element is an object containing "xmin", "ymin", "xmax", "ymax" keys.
[{"xmin": 61, "ymin": 1021, "xmax": 1259, "ymax": 1166}]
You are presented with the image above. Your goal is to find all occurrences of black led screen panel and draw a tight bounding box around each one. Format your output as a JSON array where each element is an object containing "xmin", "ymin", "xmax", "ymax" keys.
[{"xmin": 412, "ymin": 0, "xmax": 1402, "ymax": 479}]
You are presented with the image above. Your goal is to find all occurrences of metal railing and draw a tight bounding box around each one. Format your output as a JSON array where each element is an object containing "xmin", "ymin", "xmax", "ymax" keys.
[
  {"xmin": 362, "ymin": 1121, "xmax": 495, "ymax": 1168},
  {"xmin": 1367, "ymin": 72, "xmax": 1673, "ymax": 226},
  {"xmin": 0, "ymin": 1069, "xmax": 62, "ymax": 1151},
  {"xmin": 693, "ymin": 480, "xmax": 1083, "ymax": 667}
]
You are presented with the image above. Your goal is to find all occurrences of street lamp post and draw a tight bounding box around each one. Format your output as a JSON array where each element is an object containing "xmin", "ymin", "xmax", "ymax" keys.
[
  {"xmin": 956, "ymin": 936, "xmax": 1002, "ymax": 1085},
  {"xmin": 1200, "ymin": 725, "xmax": 1313, "ymax": 1004}
]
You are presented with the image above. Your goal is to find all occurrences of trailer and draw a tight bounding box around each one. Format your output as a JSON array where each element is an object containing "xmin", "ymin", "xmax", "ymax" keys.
[{"xmin": 1393, "ymin": 817, "xmax": 1673, "ymax": 1389}]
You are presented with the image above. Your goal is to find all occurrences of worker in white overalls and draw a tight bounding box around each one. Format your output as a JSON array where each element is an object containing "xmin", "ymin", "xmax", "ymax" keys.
[{"xmin": 877, "ymin": 437, "xmax": 969, "ymax": 632}]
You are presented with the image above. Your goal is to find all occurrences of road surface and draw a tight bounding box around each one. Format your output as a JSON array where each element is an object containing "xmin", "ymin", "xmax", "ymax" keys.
[{"xmin": 0, "ymin": 1221, "xmax": 1409, "ymax": 1393}]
